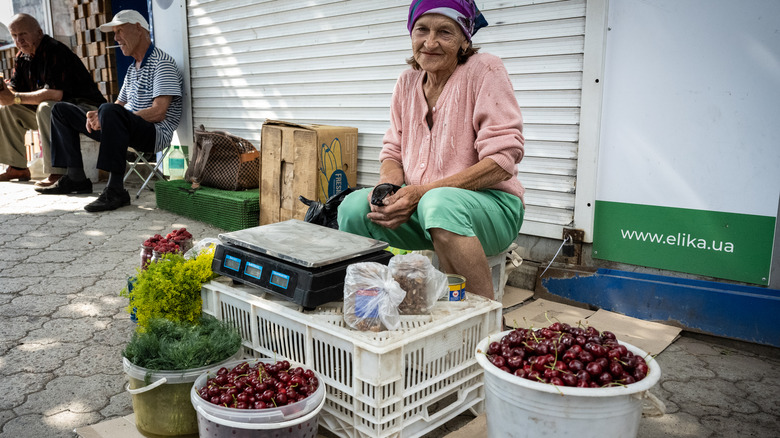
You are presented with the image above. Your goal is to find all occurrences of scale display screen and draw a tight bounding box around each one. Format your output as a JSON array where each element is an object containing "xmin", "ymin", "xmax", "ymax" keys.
[
  {"xmin": 213, "ymin": 245, "xmax": 300, "ymax": 300},
  {"xmin": 270, "ymin": 271, "xmax": 290, "ymax": 289},
  {"xmin": 244, "ymin": 262, "xmax": 263, "ymax": 279},
  {"xmin": 224, "ymin": 255, "xmax": 241, "ymax": 272}
]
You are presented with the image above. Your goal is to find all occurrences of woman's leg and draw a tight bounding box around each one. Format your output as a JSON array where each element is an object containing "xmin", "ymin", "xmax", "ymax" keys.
[
  {"xmin": 430, "ymin": 228, "xmax": 494, "ymax": 299},
  {"xmin": 417, "ymin": 188, "xmax": 524, "ymax": 300}
]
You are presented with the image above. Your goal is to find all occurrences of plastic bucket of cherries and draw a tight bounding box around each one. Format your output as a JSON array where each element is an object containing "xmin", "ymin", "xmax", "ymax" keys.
[
  {"xmin": 190, "ymin": 358, "xmax": 326, "ymax": 438},
  {"xmin": 476, "ymin": 322, "xmax": 664, "ymax": 438}
]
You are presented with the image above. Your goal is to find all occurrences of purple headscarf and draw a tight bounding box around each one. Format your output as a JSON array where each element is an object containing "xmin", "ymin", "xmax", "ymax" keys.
[{"xmin": 407, "ymin": 0, "xmax": 488, "ymax": 41}]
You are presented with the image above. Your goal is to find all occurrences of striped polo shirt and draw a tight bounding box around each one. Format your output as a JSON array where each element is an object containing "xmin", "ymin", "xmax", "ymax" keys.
[{"xmin": 118, "ymin": 44, "xmax": 183, "ymax": 152}]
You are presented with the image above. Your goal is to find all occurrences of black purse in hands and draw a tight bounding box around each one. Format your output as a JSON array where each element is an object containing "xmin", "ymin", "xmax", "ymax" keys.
[
  {"xmin": 299, "ymin": 183, "xmax": 398, "ymax": 229},
  {"xmin": 371, "ymin": 183, "xmax": 402, "ymax": 206}
]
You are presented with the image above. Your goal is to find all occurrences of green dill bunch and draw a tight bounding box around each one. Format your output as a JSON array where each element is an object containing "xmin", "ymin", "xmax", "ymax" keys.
[
  {"xmin": 122, "ymin": 247, "xmax": 217, "ymax": 330},
  {"xmin": 123, "ymin": 315, "xmax": 242, "ymax": 371}
]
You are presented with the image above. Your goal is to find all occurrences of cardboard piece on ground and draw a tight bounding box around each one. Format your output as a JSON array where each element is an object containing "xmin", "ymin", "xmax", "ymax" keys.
[
  {"xmin": 501, "ymin": 285, "xmax": 533, "ymax": 308},
  {"xmin": 585, "ymin": 309, "xmax": 681, "ymax": 356},
  {"xmin": 74, "ymin": 415, "xmax": 139, "ymax": 438},
  {"xmin": 500, "ymin": 298, "xmax": 680, "ymax": 355},
  {"xmin": 503, "ymin": 298, "xmax": 595, "ymax": 329},
  {"xmin": 444, "ymin": 413, "xmax": 487, "ymax": 438},
  {"xmin": 75, "ymin": 414, "xmax": 334, "ymax": 438}
]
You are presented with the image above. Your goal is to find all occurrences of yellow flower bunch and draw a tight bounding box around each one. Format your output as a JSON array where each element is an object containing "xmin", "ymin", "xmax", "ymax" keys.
[{"xmin": 122, "ymin": 247, "xmax": 217, "ymax": 331}]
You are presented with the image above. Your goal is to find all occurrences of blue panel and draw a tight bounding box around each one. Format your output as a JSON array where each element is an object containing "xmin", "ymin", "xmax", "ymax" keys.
[
  {"xmin": 542, "ymin": 269, "xmax": 780, "ymax": 347},
  {"xmin": 110, "ymin": 0, "xmax": 152, "ymax": 90}
]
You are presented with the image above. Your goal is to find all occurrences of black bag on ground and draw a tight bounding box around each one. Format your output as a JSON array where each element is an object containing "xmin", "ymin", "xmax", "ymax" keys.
[{"xmin": 299, "ymin": 187, "xmax": 354, "ymax": 229}]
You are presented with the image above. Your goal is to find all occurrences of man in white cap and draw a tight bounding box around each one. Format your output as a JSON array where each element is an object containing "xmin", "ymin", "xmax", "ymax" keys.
[{"xmin": 39, "ymin": 9, "xmax": 183, "ymax": 212}]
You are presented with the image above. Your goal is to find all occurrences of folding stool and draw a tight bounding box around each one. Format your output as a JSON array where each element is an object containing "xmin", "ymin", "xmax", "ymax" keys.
[{"xmin": 123, "ymin": 145, "xmax": 172, "ymax": 198}]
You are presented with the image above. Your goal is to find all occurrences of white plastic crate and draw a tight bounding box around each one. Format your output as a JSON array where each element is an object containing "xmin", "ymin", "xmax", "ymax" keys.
[{"xmin": 201, "ymin": 279, "xmax": 502, "ymax": 438}]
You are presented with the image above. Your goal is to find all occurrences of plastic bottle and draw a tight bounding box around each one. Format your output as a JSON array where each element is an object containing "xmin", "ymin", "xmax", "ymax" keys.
[{"xmin": 168, "ymin": 145, "xmax": 187, "ymax": 180}]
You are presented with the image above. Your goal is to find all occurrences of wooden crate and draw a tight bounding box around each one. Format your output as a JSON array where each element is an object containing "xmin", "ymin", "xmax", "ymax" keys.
[
  {"xmin": 259, "ymin": 120, "xmax": 358, "ymax": 225},
  {"xmin": 71, "ymin": 0, "xmax": 117, "ymax": 103},
  {"xmin": 1, "ymin": 47, "xmax": 15, "ymax": 80}
]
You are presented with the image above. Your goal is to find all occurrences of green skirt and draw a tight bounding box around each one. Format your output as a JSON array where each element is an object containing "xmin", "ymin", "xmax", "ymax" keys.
[{"xmin": 337, "ymin": 187, "xmax": 524, "ymax": 256}]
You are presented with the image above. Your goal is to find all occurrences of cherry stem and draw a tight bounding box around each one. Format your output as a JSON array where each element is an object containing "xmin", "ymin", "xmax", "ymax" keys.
[{"xmin": 537, "ymin": 376, "xmax": 564, "ymax": 396}]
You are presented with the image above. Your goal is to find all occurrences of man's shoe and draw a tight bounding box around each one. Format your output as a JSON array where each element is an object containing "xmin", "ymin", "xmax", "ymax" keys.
[
  {"xmin": 35, "ymin": 175, "xmax": 92, "ymax": 194},
  {"xmin": 84, "ymin": 186, "xmax": 131, "ymax": 212},
  {"xmin": 34, "ymin": 173, "xmax": 64, "ymax": 188},
  {"xmin": 0, "ymin": 167, "xmax": 31, "ymax": 182}
]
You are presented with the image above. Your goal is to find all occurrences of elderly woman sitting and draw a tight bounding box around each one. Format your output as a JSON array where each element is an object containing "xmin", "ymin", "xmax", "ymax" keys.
[{"xmin": 337, "ymin": 0, "xmax": 525, "ymax": 300}]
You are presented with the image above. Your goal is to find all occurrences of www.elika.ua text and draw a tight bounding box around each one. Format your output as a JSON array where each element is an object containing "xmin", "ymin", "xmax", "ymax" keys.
[{"xmin": 620, "ymin": 230, "xmax": 734, "ymax": 253}]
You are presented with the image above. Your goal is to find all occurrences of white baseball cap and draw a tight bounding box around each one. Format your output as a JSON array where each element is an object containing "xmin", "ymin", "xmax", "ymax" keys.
[{"xmin": 99, "ymin": 9, "xmax": 150, "ymax": 32}]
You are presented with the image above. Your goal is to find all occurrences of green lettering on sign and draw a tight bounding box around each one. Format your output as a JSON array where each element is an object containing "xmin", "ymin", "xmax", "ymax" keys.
[{"xmin": 593, "ymin": 201, "xmax": 775, "ymax": 285}]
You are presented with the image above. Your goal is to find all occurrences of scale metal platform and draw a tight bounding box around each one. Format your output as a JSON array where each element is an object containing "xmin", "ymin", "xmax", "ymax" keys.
[{"xmin": 212, "ymin": 219, "xmax": 392, "ymax": 308}]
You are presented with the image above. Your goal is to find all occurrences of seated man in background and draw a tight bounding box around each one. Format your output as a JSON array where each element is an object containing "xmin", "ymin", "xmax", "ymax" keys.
[
  {"xmin": 0, "ymin": 13, "xmax": 105, "ymax": 184},
  {"xmin": 38, "ymin": 9, "xmax": 183, "ymax": 212}
]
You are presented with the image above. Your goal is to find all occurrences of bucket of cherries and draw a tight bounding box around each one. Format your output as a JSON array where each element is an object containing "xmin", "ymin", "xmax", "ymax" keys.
[
  {"xmin": 482, "ymin": 322, "xmax": 656, "ymax": 388},
  {"xmin": 190, "ymin": 358, "xmax": 326, "ymax": 438},
  {"xmin": 475, "ymin": 321, "xmax": 663, "ymax": 438}
]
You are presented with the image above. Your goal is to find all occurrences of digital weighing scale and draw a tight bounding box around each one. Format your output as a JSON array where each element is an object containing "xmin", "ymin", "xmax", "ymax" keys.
[{"xmin": 212, "ymin": 219, "xmax": 393, "ymax": 308}]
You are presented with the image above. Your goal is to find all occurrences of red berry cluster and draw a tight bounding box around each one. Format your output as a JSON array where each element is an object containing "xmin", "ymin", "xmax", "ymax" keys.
[
  {"xmin": 166, "ymin": 227, "xmax": 192, "ymax": 243},
  {"xmin": 142, "ymin": 234, "xmax": 165, "ymax": 248},
  {"xmin": 153, "ymin": 239, "xmax": 180, "ymax": 254},
  {"xmin": 485, "ymin": 323, "xmax": 650, "ymax": 388},
  {"xmin": 198, "ymin": 360, "xmax": 320, "ymax": 410},
  {"xmin": 142, "ymin": 228, "xmax": 192, "ymax": 255}
]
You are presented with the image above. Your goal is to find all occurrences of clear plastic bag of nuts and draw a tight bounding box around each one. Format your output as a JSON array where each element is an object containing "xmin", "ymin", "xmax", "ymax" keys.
[
  {"xmin": 343, "ymin": 262, "xmax": 406, "ymax": 331},
  {"xmin": 388, "ymin": 253, "xmax": 448, "ymax": 314}
]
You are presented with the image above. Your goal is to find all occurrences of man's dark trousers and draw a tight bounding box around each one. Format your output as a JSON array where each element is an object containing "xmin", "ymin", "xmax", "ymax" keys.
[{"xmin": 50, "ymin": 102, "xmax": 157, "ymax": 173}]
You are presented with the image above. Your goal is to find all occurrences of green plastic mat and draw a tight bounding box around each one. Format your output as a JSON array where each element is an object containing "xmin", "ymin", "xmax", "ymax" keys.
[{"xmin": 155, "ymin": 180, "xmax": 259, "ymax": 231}]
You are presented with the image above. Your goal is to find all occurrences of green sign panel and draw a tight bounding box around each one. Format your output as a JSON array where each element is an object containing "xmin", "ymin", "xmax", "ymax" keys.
[{"xmin": 593, "ymin": 201, "xmax": 775, "ymax": 285}]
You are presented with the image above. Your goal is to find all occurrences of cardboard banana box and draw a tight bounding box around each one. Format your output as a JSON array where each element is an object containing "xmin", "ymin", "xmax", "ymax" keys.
[{"xmin": 260, "ymin": 120, "xmax": 358, "ymax": 225}]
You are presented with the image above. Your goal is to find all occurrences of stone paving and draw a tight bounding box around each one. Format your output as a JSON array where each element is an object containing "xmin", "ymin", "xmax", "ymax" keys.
[{"xmin": 1, "ymin": 179, "xmax": 779, "ymax": 438}]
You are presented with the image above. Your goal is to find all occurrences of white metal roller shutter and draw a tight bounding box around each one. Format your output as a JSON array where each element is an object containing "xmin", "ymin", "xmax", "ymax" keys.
[{"xmin": 186, "ymin": 0, "xmax": 587, "ymax": 239}]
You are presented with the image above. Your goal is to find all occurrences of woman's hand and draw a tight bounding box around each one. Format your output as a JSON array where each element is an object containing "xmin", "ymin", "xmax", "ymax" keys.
[{"xmin": 367, "ymin": 185, "xmax": 424, "ymax": 229}]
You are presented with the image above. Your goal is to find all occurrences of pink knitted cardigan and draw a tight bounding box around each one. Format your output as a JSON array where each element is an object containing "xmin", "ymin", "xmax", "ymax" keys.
[{"xmin": 379, "ymin": 52, "xmax": 525, "ymax": 201}]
